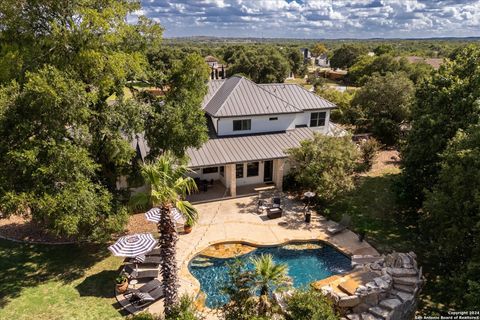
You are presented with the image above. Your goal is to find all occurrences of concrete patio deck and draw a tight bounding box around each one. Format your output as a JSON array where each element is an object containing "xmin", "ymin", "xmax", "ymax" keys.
[{"xmin": 119, "ymin": 194, "xmax": 379, "ymax": 318}]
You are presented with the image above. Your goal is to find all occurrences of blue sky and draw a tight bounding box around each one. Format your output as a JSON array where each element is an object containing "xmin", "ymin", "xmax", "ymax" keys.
[{"xmin": 133, "ymin": 0, "xmax": 480, "ymax": 38}]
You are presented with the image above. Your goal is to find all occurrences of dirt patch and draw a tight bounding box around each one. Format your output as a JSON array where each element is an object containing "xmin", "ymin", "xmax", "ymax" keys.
[
  {"xmin": 0, "ymin": 212, "xmax": 157, "ymax": 243},
  {"xmin": 124, "ymin": 212, "xmax": 157, "ymax": 235},
  {"xmin": 0, "ymin": 215, "xmax": 76, "ymax": 243},
  {"xmin": 363, "ymin": 150, "xmax": 401, "ymax": 177}
]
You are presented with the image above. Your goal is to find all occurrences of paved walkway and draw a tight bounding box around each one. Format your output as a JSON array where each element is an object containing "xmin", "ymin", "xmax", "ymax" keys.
[{"xmin": 133, "ymin": 195, "xmax": 378, "ymax": 318}]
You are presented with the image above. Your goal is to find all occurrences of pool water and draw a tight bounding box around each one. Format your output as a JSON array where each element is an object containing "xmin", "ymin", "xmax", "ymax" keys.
[{"xmin": 188, "ymin": 242, "xmax": 351, "ymax": 308}]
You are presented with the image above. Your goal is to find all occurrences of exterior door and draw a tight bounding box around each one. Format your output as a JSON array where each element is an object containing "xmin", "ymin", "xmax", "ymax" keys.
[{"xmin": 264, "ymin": 160, "xmax": 273, "ymax": 182}]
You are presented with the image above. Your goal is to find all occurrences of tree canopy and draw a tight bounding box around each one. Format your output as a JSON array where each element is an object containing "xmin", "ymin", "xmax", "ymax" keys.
[
  {"xmin": 287, "ymin": 133, "xmax": 359, "ymax": 202},
  {"xmin": 228, "ymin": 46, "xmax": 291, "ymax": 83},
  {"xmin": 400, "ymin": 45, "xmax": 480, "ymax": 207},
  {"xmin": 0, "ymin": 0, "xmax": 208, "ymax": 240},
  {"xmin": 352, "ymin": 72, "xmax": 414, "ymax": 146},
  {"xmin": 329, "ymin": 44, "xmax": 366, "ymax": 69},
  {"xmin": 421, "ymin": 125, "xmax": 480, "ymax": 309}
]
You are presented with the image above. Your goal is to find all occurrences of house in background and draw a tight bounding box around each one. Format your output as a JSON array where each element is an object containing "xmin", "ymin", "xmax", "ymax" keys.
[
  {"xmin": 315, "ymin": 53, "xmax": 330, "ymax": 67},
  {"xmin": 204, "ymin": 55, "xmax": 228, "ymax": 80},
  {"xmin": 185, "ymin": 76, "xmax": 344, "ymax": 199}
]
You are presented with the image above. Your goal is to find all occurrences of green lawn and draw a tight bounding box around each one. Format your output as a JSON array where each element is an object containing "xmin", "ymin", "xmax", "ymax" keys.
[
  {"xmin": 324, "ymin": 170, "xmax": 418, "ymax": 253},
  {"xmin": 0, "ymin": 239, "xmax": 124, "ymax": 320}
]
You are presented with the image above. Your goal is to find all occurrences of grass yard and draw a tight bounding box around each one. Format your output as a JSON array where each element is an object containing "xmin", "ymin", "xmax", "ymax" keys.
[{"xmin": 0, "ymin": 239, "xmax": 124, "ymax": 320}]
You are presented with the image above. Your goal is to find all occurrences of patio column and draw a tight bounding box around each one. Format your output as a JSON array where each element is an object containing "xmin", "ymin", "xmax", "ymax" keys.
[
  {"xmin": 274, "ymin": 159, "xmax": 285, "ymax": 191},
  {"xmin": 226, "ymin": 163, "xmax": 236, "ymax": 197}
]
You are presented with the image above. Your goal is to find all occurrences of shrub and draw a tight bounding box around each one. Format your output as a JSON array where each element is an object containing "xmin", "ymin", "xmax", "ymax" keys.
[
  {"xmin": 286, "ymin": 288, "xmax": 338, "ymax": 320},
  {"xmin": 359, "ymin": 138, "xmax": 381, "ymax": 171},
  {"xmin": 128, "ymin": 312, "xmax": 160, "ymax": 320},
  {"xmin": 165, "ymin": 295, "xmax": 199, "ymax": 320}
]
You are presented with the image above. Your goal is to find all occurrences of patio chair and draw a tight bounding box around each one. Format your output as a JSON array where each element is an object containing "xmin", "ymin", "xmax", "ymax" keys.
[
  {"xmin": 124, "ymin": 265, "xmax": 158, "ymax": 281},
  {"xmin": 267, "ymin": 207, "xmax": 283, "ymax": 219},
  {"xmin": 272, "ymin": 197, "xmax": 281, "ymax": 208},
  {"xmin": 326, "ymin": 214, "xmax": 351, "ymax": 235}
]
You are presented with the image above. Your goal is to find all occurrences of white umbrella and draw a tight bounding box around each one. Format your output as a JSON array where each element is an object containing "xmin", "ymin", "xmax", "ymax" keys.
[
  {"xmin": 108, "ymin": 233, "xmax": 158, "ymax": 257},
  {"xmin": 145, "ymin": 207, "xmax": 183, "ymax": 224}
]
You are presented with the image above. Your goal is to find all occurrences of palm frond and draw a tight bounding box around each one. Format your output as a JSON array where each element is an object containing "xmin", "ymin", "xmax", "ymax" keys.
[{"xmin": 175, "ymin": 200, "xmax": 199, "ymax": 225}]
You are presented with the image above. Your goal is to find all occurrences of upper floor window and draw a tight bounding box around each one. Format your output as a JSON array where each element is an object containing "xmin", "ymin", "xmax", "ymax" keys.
[
  {"xmin": 269, "ymin": 117, "xmax": 278, "ymax": 121},
  {"xmin": 310, "ymin": 112, "xmax": 326, "ymax": 127},
  {"xmin": 233, "ymin": 119, "xmax": 251, "ymax": 131}
]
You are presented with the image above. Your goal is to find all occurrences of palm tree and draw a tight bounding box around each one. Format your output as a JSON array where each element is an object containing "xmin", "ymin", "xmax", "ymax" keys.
[
  {"xmin": 131, "ymin": 151, "xmax": 198, "ymax": 316},
  {"xmin": 249, "ymin": 254, "xmax": 292, "ymax": 316}
]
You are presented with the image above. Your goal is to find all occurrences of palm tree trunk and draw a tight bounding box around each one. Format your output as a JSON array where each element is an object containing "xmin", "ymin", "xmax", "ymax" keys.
[{"xmin": 158, "ymin": 205, "xmax": 179, "ymax": 316}]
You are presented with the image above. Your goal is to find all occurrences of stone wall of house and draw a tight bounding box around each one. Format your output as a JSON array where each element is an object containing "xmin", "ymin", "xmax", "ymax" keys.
[{"xmin": 320, "ymin": 252, "xmax": 424, "ymax": 320}]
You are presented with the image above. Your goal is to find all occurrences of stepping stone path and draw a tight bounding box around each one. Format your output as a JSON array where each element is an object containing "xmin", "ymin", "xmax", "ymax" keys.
[{"xmin": 319, "ymin": 252, "xmax": 424, "ymax": 320}]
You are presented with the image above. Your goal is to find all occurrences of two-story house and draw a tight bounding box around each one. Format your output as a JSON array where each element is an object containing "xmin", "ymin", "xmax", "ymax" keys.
[{"xmin": 186, "ymin": 76, "xmax": 343, "ymax": 197}]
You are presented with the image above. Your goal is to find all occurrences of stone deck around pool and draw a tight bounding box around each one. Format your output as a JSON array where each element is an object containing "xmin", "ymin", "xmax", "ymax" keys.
[{"xmin": 120, "ymin": 195, "xmax": 378, "ymax": 319}]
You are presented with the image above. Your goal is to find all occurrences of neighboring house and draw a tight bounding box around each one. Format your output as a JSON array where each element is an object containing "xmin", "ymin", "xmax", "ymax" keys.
[
  {"xmin": 300, "ymin": 48, "xmax": 311, "ymax": 60},
  {"xmin": 184, "ymin": 76, "xmax": 344, "ymax": 197},
  {"xmin": 315, "ymin": 53, "xmax": 330, "ymax": 67},
  {"xmin": 205, "ymin": 55, "xmax": 219, "ymax": 68},
  {"xmin": 205, "ymin": 55, "xmax": 227, "ymax": 80}
]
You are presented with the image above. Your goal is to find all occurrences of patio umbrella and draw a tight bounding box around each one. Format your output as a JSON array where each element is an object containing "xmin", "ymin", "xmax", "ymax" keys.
[
  {"xmin": 108, "ymin": 233, "xmax": 158, "ymax": 257},
  {"xmin": 145, "ymin": 207, "xmax": 183, "ymax": 224}
]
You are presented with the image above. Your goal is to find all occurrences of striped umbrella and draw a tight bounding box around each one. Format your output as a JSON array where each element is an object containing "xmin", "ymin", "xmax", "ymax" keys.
[
  {"xmin": 145, "ymin": 207, "xmax": 183, "ymax": 224},
  {"xmin": 108, "ymin": 233, "xmax": 158, "ymax": 257}
]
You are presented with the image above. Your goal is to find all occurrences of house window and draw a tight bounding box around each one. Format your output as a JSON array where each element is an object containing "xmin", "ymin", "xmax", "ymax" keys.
[
  {"xmin": 233, "ymin": 119, "xmax": 251, "ymax": 131},
  {"xmin": 236, "ymin": 164, "xmax": 244, "ymax": 178},
  {"xmin": 310, "ymin": 112, "xmax": 326, "ymax": 127},
  {"xmin": 269, "ymin": 117, "xmax": 278, "ymax": 121},
  {"xmin": 247, "ymin": 162, "xmax": 259, "ymax": 177},
  {"xmin": 202, "ymin": 167, "xmax": 218, "ymax": 174},
  {"xmin": 219, "ymin": 166, "xmax": 225, "ymax": 177}
]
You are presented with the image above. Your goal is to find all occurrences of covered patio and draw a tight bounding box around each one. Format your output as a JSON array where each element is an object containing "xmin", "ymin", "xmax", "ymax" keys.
[{"xmin": 186, "ymin": 180, "xmax": 278, "ymax": 204}]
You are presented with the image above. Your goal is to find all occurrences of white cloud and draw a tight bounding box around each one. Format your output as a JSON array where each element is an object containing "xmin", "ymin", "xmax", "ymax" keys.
[{"xmin": 138, "ymin": 0, "xmax": 480, "ymax": 38}]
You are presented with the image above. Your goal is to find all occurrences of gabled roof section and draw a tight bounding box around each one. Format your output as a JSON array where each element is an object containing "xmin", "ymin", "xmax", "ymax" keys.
[
  {"xmin": 260, "ymin": 83, "xmax": 336, "ymax": 110},
  {"xmin": 202, "ymin": 79, "xmax": 226, "ymax": 107},
  {"xmin": 203, "ymin": 76, "xmax": 301, "ymax": 118}
]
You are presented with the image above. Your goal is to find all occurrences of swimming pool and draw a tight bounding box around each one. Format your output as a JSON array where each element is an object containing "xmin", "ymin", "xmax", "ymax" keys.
[{"xmin": 188, "ymin": 241, "xmax": 351, "ymax": 308}]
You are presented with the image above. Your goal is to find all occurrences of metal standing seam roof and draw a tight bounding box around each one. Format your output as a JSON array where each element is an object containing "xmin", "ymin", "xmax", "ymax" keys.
[
  {"xmin": 186, "ymin": 127, "xmax": 315, "ymax": 167},
  {"xmin": 260, "ymin": 83, "xmax": 336, "ymax": 110},
  {"xmin": 203, "ymin": 76, "xmax": 301, "ymax": 117},
  {"xmin": 202, "ymin": 79, "xmax": 225, "ymax": 107}
]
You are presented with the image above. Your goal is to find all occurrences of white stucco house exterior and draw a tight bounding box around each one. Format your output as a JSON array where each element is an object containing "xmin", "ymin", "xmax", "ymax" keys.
[{"xmin": 183, "ymin": 76, "xmax": 344, "ymax": 197}]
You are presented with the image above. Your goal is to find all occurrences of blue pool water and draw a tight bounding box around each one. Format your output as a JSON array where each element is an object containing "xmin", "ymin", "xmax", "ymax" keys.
[{"xmin": 188, "ymin": 242, "xmax": 351, "ymax": 308}]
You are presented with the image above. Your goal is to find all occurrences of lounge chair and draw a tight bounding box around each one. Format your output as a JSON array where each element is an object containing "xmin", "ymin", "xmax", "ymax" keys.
[
  {"xmin": 133, "ymin": 286, "xmax": 164, "ymax": 308},
  {"xmin": 126, "ymin": 255, "xmax": 162, "ymax": 265},
  {"xmin": 124, "ymin": 265, "xmax": 158, "ymax": 281},
  {"xmin": 326, "ymin": 214, "xmax": 351, "ymax": 235},
  {"xmin": 145, "ymin": 248, "xmax": 161, "ymax": 256},
  {"xmin": 124, "ymin": 279, "xmax": 161, "ymax": 297},
  {"xmin": 124, "ymin": 279, "xmax": 164, "ymax": 308}
]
